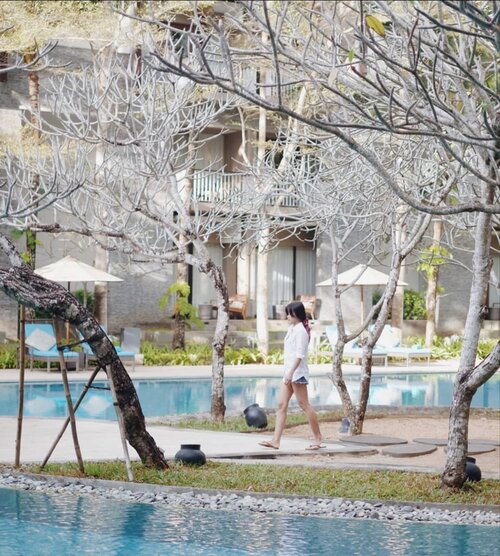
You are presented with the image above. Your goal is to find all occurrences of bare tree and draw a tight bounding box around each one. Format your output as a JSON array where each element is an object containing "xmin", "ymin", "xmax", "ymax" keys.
[
  {"xmin": 137, "ymin": 0, "xmax": 500, "ymax": 487},
  {"xmin": 217, "ymin": 128, "xmax": 434, "ymax": 434},
  {"xmin": 1, "ymin": 41, "xmax": 245, "ymax": 420}
]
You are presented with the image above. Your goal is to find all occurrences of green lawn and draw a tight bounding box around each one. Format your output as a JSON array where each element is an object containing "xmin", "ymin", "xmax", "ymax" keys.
[{"xmin": 14, "ymin": 461, "xmax": 499, "ymax": 506}]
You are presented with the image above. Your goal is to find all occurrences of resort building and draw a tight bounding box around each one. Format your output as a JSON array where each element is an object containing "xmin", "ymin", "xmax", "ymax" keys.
[{"xmin": 0, "ymin": 11, "xmax": 498, "ymax": 344}]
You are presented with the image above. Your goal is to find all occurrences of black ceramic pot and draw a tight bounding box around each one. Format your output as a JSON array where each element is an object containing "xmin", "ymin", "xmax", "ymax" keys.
[
  {"xmin": 244, "ymin": 403, "xmax": 268, "ymax": 428},
  {"xmin": 465, "ymin": 456, "xmax": 481, "ymax": 482},
  {"xmin": 175, "ymin": 444, "xmax": 206, "ymax": 466}
]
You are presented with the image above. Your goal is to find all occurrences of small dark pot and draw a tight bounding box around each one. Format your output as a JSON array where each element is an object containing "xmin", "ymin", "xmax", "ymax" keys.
[
  {"xmin": 465, "ymin": 456, "xmax": 481, "ymax": 482},
  {"xmin": 244, "ymin": 403, "xmax": 268, "ymax": 428},
  {"xmin": 175, "ymin": 444, "xmax": 206, "ymax": 466},
  {"xmin": 339, "ymin": 417, "xmax": 350, "ymax": 434}
]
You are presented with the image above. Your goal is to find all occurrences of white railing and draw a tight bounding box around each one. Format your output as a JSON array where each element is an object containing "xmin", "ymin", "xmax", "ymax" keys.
[{"xmin": 192, "ymin": 172, "xmax": 302, "ymax": 208}]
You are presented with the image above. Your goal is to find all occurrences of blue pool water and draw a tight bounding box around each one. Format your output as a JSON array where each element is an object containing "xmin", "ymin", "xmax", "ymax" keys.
[
  {"xmin": 0, "ymin": 373, "xmax": 498, "ymax": 420},
  {"xmin": 0, "ymin": 487, "xmax": 497, "ymax": 556}
]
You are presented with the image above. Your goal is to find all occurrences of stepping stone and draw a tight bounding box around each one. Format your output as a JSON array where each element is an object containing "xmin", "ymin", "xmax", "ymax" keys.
[
  {"xmin": 211, "ymin": 445, "xmax": 379, "ymax": 459},
  {"xmin": 414, "ymin": 438, "xmax": 447, "ymax": 446},
  {"xmin": 466, "ymin": 443, "xmax": 496, "ymax": 455},
  {"xmin": 339, "ymin": 434, "xmax": 407, "ymax": 446},
  {"xmin": 442, "ymin": 443, "xmax": 496, "ymax": 455},
  {"xmin": 381, "ymin": 443, "xmax": 437, "ymax": 458},
  {"xmin": 415, "ymin": 438, "xmax": 500, "ymax": 448},
  {"xmin": 469, "ymin": 439, "xmax": 500, "ymax": 447}
]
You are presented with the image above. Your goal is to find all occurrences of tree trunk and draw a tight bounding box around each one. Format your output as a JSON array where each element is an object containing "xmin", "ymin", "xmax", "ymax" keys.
[
  {"xmin": 206, "ymin": 260, "xmax": 229, "ymax": 421},
  {"xmin": 93, "ymin": 246, "xmax": 108, "ymax": 327},
  {"xmin": 24, "ymin": 55, "xmax": 40, "ymax": 324},
  {"xmin": 327, "ymin": 229, "xmax": 357, "ymax": 427},
  {"xmin": 0, "ymin": 233, "xmax": 168, "ymax": 469},
  {"xmin": 173, "ymin": 258, "xmax": 188, "ymax": 350},
  {"xmin": 425, "ymin": 219, "xmax": 443, "ymax": 347},
  {"xmin": 442, "ymin": 185, "xmax": 496, "ymax": 488},
  {"xmin": 174, "ymin": 138, "xmax": 194, "ymax": 350},
  {"xmin": 256, "ymin": 244, "xmax": 269, "ymax": 355},
  {"xmin": 188, "ymin": 241, "xmax": 229, "ymax": 422},
  {"xmin": 442, "ymin": 344, "xmax": 499, "ymax": 487}
]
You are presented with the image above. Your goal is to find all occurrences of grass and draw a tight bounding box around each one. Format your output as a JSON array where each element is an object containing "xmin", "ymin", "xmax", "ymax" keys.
[
  {"xmin": 151, "ymin": 410, "xmax": 347, "ymax": 433},
  {"xmin": 151, "ymin": 408, "xmax": 497, "ymax": 433},
  {"xmin": 12, "ymin": 461, "xmax": 499, "ymax": 506}
]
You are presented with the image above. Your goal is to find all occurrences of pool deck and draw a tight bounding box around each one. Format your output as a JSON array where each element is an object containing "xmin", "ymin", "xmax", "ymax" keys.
[
  {"xmin": 0, "ymin": 358, "xmax": 460, "ymax": 383},
  {"xmin": 1, "ymin": 359, "xmax": 498, "ymax": 478}
]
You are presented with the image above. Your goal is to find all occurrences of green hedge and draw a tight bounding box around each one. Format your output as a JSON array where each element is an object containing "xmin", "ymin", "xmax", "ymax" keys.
[
  {"xmin": 0, "ymin": 343, "xmax": 18, "ymax": 369},
  {"xmin": 1, "ymin": 336, "xmax": 496, "ymax": 369}
]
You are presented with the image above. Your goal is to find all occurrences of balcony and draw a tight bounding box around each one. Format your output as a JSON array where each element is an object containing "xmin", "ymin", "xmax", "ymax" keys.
[{"xmin": 192, "ymin": 172, "xmax": 301, "ymax": 208}]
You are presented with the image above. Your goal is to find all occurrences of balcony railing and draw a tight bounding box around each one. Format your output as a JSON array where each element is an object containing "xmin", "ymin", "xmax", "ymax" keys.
[{"xmin": 192, "ymin": 172, "xmax": 300, "ymax": 208}]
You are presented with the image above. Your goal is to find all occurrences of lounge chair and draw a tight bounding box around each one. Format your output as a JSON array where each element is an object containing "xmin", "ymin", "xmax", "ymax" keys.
[
  {"xmin": 324, "ymin": 325, "xmax": 388, "ymax": 366},
  {"xmin": 229, "ymin": 294, "xmax": 248, "ymax": 319},
  {"xmin": 371, "ymin": 324, "xmax": 431, "ymax": 366},
  {"xmin": 298, "ymin": 295, "xmax": 317, "ymax": 320},
  {"xmin": 80, "ymin": 325, "xmax": 137, "ymax": 371},
  {"xmin": 25, "ymin": 322, "xmax": 80, "ymax": 372}
]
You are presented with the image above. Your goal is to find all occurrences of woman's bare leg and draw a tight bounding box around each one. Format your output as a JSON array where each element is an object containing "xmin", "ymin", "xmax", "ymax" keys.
[
  {"xmin": 293, "ymin": 383, "xmax": 323, "ymax": 444},
  {"xmin": 268, "ymin": 382, "xmax": 294, "ymax": 448}
]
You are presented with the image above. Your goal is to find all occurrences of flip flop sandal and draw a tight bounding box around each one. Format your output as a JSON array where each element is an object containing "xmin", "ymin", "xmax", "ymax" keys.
[
  {"xmin": 305, "ymin": 444, "xmax": 326, "ymax": 451},
  {"xmin": 259, "ymin": 441, "xmax": 279, "ymax": 449}
]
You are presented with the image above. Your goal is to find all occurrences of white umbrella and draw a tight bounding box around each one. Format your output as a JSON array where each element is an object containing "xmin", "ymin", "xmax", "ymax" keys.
[
  {"xmin": 35, "ymin": 255, "xmax": 123, "ymax": 284},
  {"xmin": 35, "ymin": 255, "xmax": 122, "ymax": 307},
  {"xmin": 316, "ymin": 264, "xmax": 408, "ymax": 325}
]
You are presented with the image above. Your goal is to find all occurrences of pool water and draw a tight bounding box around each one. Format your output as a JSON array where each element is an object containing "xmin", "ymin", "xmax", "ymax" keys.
[
  {"xmin": 0, "ymin": 487, "xmax": 497, "ymax": 556},
  {"xmin": 0, "ymin": 374, "xmax": 498, "ymax": 420}
]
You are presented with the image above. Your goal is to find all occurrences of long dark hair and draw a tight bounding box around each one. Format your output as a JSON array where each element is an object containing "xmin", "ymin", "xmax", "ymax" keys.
[{"xmin": 285, "ymin": 301, "xmax": 311, "ymax": 339}]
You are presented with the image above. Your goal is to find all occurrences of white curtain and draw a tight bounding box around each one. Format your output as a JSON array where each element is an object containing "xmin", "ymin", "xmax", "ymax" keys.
[
  {"xmin": 268, "ymin": 248, "xmax": 294, "ymax": 316},
  {"xmin": 295, "ymin": 248, "xmax": 316, "ymax": 296},
  {"xmin": 192, "ymin": 244, "xmax": 223, "ymax": 306}
]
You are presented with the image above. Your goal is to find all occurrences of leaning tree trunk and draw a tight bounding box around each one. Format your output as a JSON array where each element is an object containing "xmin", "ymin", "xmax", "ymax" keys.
[
  {"xmin": 0, "ymin": 234, "xmax": 168, "ymax": 469},
  {"xmin": 442, "ymin": 186, "xmax": 497, "ymax": 488},
  {"xmin": 442, "ymin": 344, "xmax": 500, "ymax": 488}
]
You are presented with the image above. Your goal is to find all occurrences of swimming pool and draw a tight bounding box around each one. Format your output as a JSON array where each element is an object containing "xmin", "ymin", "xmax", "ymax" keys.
[
  {"xmin": 0, "ymin": 486, "xmax": 497, "ymax": 556},
  {"xmin": 0, "ymin": 373, "xmax": 498, "ymax": 420}
]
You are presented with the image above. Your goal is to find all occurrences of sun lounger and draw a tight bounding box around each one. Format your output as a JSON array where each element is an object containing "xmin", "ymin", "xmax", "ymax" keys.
[
  {"xmin": 324, "ymin": 325, "xmax": 388, "ymax": 366},
  {"xmin": 372, "ymin": 325, "xmax": 431, "ymax": 366},
  {"xmin": 25, "ymin": 322, "xmax": 80, "ymax": 372},
  {"xmin": 80, "ymin": 326, "xmax": 137, "ymax": 371}
]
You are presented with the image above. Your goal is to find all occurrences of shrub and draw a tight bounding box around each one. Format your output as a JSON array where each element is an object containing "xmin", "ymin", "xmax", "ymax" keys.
[
  {"xmin": 407, "ymin": 335, "xmax": 496, "ymax": 360},
  {"xmin": 404, "ymin": 289, "xmax": 427, "ymax": 320},
  {"xmin": 141, "ymin": 341, "xmax": 286, "ymax": 366},
  {"xmin": 0, "ymin": 342, "xmax": 18, "ymax": 369}
]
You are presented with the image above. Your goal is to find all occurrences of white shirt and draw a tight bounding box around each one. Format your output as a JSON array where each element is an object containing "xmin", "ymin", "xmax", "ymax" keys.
[{"xmin": 283, "ymin": 323, "xmax": 310, "ymax": 382}]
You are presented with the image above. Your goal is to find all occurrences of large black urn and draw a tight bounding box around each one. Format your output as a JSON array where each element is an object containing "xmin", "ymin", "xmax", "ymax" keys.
[
  {"xmin": 175, "ymin": 444, "xmax": 206, "ymax": 466},
  {"xmin": 465, "ymin": 456, "xmax": 481, "ymax": 482},
  {"xmin": 244, "ymin": 403, "xmax": 268, "ymax": 428}
]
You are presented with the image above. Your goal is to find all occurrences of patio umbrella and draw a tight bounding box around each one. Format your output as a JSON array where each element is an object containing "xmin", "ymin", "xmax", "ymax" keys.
[
  {"xmin": 35, "ymin": 255, "xmax": 123, "ymax": 285},
  {"xmin": 316, "ymin": 264, "xmax": 408, "ymax": 325},
  {"xmin": 35, "ymin": 255, "xmax": 123, "ymax": 307}
]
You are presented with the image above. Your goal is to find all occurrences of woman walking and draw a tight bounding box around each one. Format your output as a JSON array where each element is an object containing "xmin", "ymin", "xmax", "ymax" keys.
[{"xmin": 259, "ymin": 301, "xmax": 324, "ymax": 450}]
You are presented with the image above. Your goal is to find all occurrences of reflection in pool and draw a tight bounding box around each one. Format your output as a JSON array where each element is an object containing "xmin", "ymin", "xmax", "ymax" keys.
[{"xmin": 0, "ymin": 373, "xmax": 498, "ymax": 420}]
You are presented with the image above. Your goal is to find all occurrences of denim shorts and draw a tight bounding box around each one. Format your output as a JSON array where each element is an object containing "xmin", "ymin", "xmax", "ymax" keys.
[{"xmin": 293, "ymin": 376, "xmax": 309, "ymax": 385}]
